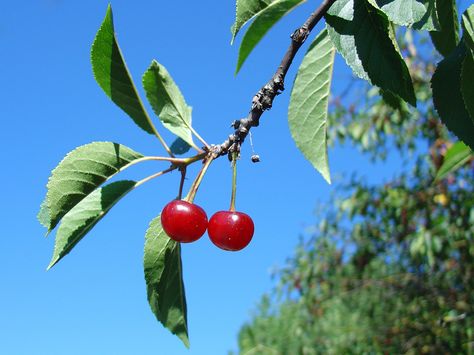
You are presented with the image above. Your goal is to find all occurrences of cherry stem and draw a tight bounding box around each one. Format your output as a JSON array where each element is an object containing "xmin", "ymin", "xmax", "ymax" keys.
[
  {"xmin": 230, "ymin": 153, "xmax": 237, "ymax": 212},
  {"xmin": 177, "ymin": 166, "xmax": 186, "ymax": 200},
  {"xmin": 185, "ymin": 156, "xmax": 213, "ymax": 203}
]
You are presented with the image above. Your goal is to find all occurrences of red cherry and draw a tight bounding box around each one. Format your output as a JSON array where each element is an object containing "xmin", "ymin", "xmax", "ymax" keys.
[
  {"xmin": 208, "ymin": 211, "xmax": 254, "ymax": 251},
  {"xmin": 161, "ymin": 200, "xmax": 208, "ymax": 243}
]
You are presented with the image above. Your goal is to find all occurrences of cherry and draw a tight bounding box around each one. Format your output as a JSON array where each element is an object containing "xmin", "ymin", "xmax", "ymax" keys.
[
  {"xmin": 161, "ymin": 200, "xmax": 208, "ymax": 243},
  {"xmin": 208, "ymin": 211, "xmax": 254, "ymax": 251}
]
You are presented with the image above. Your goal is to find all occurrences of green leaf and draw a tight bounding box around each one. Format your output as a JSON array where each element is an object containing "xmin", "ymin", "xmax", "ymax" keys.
[
  {"xmin": 142, "ymin": 60, "xmax": 198, "ymax": 150},
  {"xmin": 435, "ymin": 142, "xmax": 472, "ymax": 181},
  {"xmin": 38, "ymin": 199, "xmax": 50, "ymax": 229},
  {"xmin": 40, "ymin": 142, "xmax": 143, "ymax": 232},
  {"xmin": 462, "ymin": 5, "xmax": 474, "ymax": 54},
  {"xmin": 288, "ymin": 28, "xmax": 335, "ymax": 184},
  {"xmin": 413, "ymin": 0, "xmax": 440, "ymax": 31},
  {"xmin": 430, "ymin": 0, "xmax": 459, "ymax": 57},
  {"xmin": 461, "ymin": 6, "xmax": 474, "ymax": 123},
  {"xmin": 48, "ymin": 180, "xmax": 136, "ymax": 269},
  {"xmin": 231, "ymin": 0, "xmax": 273, "ymax": 43},
  {"xmin": 236, "ymin": 0, "xmax": 305, "ymax": 74},
  {"xmin": 461, "ymin": 52, "xmax": 474, "ymax": 123},
  {"xmin": 432, "ymin": 42, "xmax": 474, "ymax": 150},
  {"xmin": 325, "ymin": 0, "xmax": 416, "ymax": 106},
  {"xmin": 380, "ymin": 89, "xmax": 409, "ymax": 112},
  {"xmin": 170, "ymin": 138, "xmax": 192, "ymax": 155},
  {"xmin": 144, "ymin": 215, "xmax": 189, "ymax": 347},
  {"xmin": 373, "ymin": 0, "xmax": 439, "ymax": 31},
  {"xmin": 91, "ymin": 5, "xmax": 156, "ymax": 134}
]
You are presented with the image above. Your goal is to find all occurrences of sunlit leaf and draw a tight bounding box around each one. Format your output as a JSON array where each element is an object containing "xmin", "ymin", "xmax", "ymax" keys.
[
  {"xmin": 38, "ymin": 199, "xmax": 50, "ymax": 229},
  {"xmin": 413, "ymin": 0, "xmax": 440, "ymax": 30},
  {"xmin": 236, "ymin": 0, "xmax": 305, "ymax": 74},
  {"xmin": 325, "ymin": 0, "xmax": 416, "ymax": 106},
  {"xmin": 462, "ymin": 5, "xmax": 474, "ymax": 51},
  {"xmin": 435, "ymin": 142, "xmax": 472, "ymax": 181},
  {"xmin": 39, "ymin": 142, "xmax": 143, "ymax": 232},
  {"xmin": 288, "ymin": 28, "xmax": 335, "ymax": 184},
  {"xmin": 231, "ymin": 0, "xmax": 273, "ymax": 43},
  {"xmin": 91, "ymin": 5, "xmax": 155, "ymax": 134},
  {"xmin": 142, "ymin": 60, "xmax": 197, "ymax": 149},
  {"xmin": 373, "ymin": 0, "xmax": 439, "ymax": 31},
  {"xmin": 48, "ymin": 180, "xmax": 136, "ymax": 269}
]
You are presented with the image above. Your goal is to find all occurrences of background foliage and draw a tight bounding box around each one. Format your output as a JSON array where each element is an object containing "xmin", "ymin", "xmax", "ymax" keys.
[{"xmin": 237, "ymin": 29, "xmax": 474, "ymax": 354}]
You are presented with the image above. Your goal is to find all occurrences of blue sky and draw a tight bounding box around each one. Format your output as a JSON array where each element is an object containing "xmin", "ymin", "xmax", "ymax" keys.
[{"xmin": 0, "ymin": 1, "xmax": 407, "ymax": 354}]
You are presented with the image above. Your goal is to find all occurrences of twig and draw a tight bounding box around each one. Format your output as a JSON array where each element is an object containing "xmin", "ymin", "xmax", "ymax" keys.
[{"xmin": 210, "ymin": 0, "xmax": 337, "ymax": 159}]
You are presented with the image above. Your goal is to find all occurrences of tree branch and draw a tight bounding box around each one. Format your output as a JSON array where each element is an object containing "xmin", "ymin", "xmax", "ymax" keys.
[{"xmin": 210, "ymin": 0, "xmax": 337, "ymax": 159}]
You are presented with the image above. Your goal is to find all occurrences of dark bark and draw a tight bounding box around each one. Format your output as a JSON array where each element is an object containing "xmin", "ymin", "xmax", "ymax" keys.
[{"xmin": 210, "ymin": 0, "xmax": 337, "ymax": 159}]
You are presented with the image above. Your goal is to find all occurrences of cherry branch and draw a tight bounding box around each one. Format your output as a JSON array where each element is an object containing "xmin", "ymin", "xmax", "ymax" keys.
[{"xmin": 210, "ymin": 0, "xmax": 337, "ymax": 159}]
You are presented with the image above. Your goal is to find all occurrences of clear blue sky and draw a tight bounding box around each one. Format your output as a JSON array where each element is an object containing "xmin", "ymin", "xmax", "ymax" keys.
[{"xmin": 1, "ymin": 1, "xmax": 404, "ymax": 354}]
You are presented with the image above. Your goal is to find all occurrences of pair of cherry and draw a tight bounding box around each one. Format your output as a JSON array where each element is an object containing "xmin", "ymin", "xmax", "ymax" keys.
[{"xmin": 160, "ymin": 200, "xmax": 254, "ymax": 251}]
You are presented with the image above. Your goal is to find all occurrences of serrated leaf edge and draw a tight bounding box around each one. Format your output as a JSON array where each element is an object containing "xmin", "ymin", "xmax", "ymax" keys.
[{"xmin": 41, "ymin": 141, "xmax": 144, "ymax": 233}]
